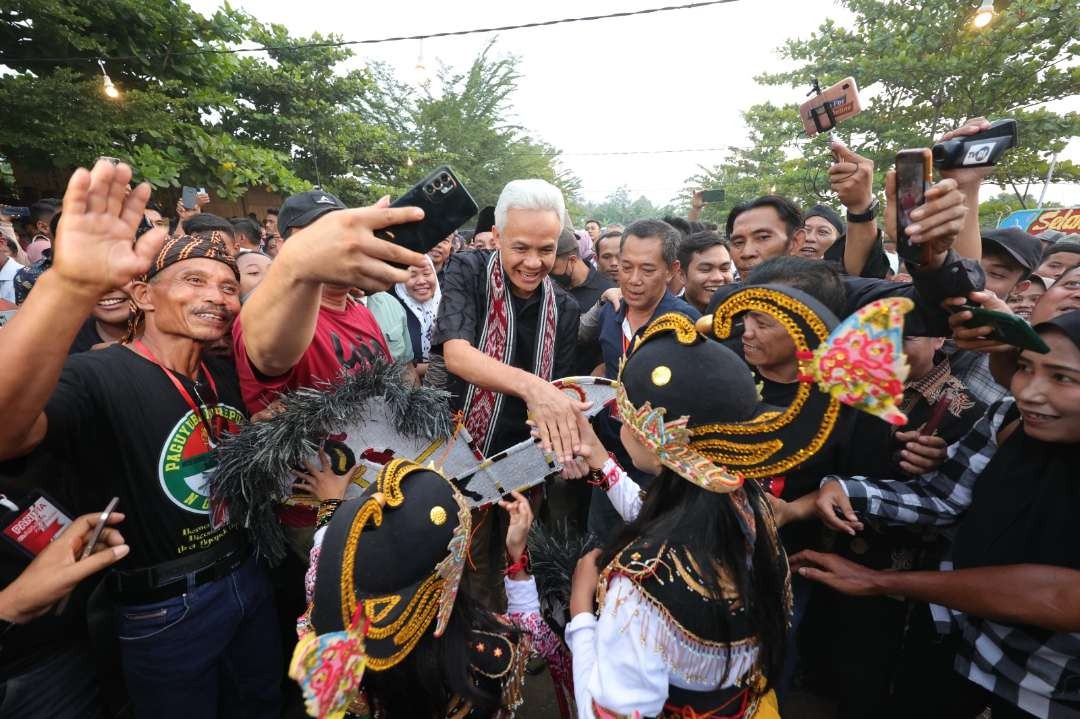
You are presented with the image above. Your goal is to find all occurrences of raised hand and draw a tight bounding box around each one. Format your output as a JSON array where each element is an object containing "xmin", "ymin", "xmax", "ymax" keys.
[
  {"xmin": 884, "ymin": 171, "xmax": 967, "ymax": 268},
  {"xmin": 54, "ymin": 160, "xmax": 167, "ymax": 298},
  {"xmin": 937, "ymin": 117, "xmax": 997, "ymax": 189},
  {"xmin": 498, "ymin": 490, "xmax": 534, "ymax": 565},
  {"xmin": 829, "ymin": 140, "xmax": 875, "ymax": 213},
  {"xmin": 279, "ymin": 196, "xmax": 429, "ymax": 292}
]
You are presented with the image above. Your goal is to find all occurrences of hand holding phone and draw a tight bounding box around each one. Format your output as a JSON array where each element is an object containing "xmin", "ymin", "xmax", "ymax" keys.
[
  {"xmin": 799, "ymin": 77, "xmax": 864, "ymax": 137},
  {"xmin": 894, "ymin": 149, "xmax": 933, "ymax": 268},
  {"xmin": 0, "ymin": 502, "xmax": 126, "ymax": 623},
  {"xmin": 373, "ymin": 166, "xmax": 478, "ymax": 257},
  {"xmin": 54, "ymin": 497, "xmax": 120, "ymax": 614}
]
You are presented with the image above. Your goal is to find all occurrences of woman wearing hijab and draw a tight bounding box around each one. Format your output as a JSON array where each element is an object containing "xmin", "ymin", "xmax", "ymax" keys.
[
  {"xmin": 394, "ymin": 256, "xmax": 441, "ymax": 379},
  {"xmin": 803, "ymin": 311, "xmax": 1080, "ymax": 719}
]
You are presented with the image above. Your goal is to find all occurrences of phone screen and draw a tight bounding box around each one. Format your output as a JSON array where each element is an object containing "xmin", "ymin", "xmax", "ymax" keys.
[
  {"xmin": 700, "ymin": 189, "xmax": 726, "ymax": 204},
  {"xmin": 181, "ymin": 186, "xmax": 198, "ymax": 210},
  {"xmin": 895, "ymin": 152, "xmax": 930, "ymax": 267}
]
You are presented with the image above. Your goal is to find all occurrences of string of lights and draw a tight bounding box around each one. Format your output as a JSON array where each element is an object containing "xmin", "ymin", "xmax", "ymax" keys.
[{"xmin": 0, "ymin": 0, "xmax": 741, "ymax": 65}]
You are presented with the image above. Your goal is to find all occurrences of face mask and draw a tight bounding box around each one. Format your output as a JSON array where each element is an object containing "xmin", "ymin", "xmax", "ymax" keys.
[{"xmin": 550, "ymin": 258, "xmax": 574, "ymax": 288}]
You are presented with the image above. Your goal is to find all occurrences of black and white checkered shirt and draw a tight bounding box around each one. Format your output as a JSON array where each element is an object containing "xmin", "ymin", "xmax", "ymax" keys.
[{"xmin": 831, "ymin": 398, "xmax": 1080, "ymax": 718}]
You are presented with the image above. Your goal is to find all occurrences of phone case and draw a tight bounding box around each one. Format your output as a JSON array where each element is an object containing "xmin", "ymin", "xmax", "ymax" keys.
[
  {"xmin": 895, "ymin": 149, "xmax": 933, "ymax": 268},
  {"xmin": 375, "ymin": 166, "xmax": 478, "ymax": 255},
  {"xmin": 962, "ymin": 307, "xmax": 1050, "ymax": 354},
  {"xmin": 799, "ymin": 77, "xmax": 863, "ymax": 136}
]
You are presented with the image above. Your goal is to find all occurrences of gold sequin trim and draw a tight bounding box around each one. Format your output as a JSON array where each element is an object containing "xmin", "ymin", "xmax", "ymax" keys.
[
  {"xmin": 637, "ymin": 312, "xmax": 701, "ymax": 347},
  {"xmin": 376, "ymin": 458, "xmax": 413, "ymax": 507},
  {"xmin": 339, "ymin": 498, "xmax": 385, "ymax": 626}
]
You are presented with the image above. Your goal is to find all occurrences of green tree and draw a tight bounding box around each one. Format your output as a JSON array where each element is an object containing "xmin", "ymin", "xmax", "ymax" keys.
[
  {"xmin": 363, "ymin": 40, "xmax": 582, "ymax": 211},
  {"xmin": 685, "ymin": 0, "xmax": 1080, "ymax": 220},
  {"xmin": 579, "ymin": 186, "xmax": 678, "ymax": 226},
  {"xmin": 978, "ymin": 191, "xmax": 1061, "ymax": 227},
  {"xmin": 0, "ymin": 0, "xmax": 308, "ymax": 199}
]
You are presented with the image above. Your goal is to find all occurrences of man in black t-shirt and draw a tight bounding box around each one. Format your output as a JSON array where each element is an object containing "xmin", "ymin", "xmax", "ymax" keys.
[{"xmin": 0, "ymin": 161, "xmax": 278, "ymax": 719}]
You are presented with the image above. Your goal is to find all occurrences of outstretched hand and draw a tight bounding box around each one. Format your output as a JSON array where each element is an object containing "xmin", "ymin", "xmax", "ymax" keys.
[
  {"xmin": 54, "ymin": 160, "xmax": 167, "ymax": 298},
  {"xmin": 0, "ymin": 511, "xmax": 128, "ymax": 624},
  {"xmin": 789, "ymin": 550, "xmax": 884, "ymax": 597}
]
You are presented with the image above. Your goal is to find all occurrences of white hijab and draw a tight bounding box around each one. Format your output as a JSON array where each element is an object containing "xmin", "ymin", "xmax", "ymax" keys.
[{"xmin": 394, "ymin": 255, "xmax": 442, "ymax": 359}]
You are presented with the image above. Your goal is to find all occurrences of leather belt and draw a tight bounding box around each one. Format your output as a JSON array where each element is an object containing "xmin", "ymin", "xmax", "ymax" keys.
[{"xmin": 107, "ymin": 532, "xmax": 248, "ymax": 605}]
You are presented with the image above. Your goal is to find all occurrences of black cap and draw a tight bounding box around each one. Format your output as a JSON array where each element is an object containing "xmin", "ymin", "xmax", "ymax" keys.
[
  {"xmin": 277, "ymin": 190, "xmax": 346, "ymax": 236},
  {"xmin": 981, "ymin": 227, "xmax": 1042, "ymax": 273},
  {"xmin": 474, "ymin": 206, "xmax": 495, "ymax": 237},
  {"xmin": 1035, "ymin": 309, "xmax": 1080, "ymax": 352},
  {"xmin": 556, "ymin": 227, "xmax": 579, "ymax": 256},
  {"xmin": 1041, "ymin": 240, "xmax": 1080, "ymax": 262},
  {"xmin": 804, "ymin": 204, "xmax": 845, "ymax": 236}
]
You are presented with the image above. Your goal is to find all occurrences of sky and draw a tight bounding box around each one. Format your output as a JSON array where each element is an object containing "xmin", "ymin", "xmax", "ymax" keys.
[{"xmin": 186, "ymin": 0, "xmax": 1079, "ymax": 208}]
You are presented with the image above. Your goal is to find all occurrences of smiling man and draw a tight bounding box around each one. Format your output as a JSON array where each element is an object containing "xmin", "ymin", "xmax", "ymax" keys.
[
  {"xmin": 430, "ymin": 179, "xmax": 583, "ymax": 610},
  {"xmin": 0, "ymin": 160, "xmax": 283, "ymax": 718},
  {"xmin": 676, "ymin": 230, "xmax": 735, "ymax": 313},
  {"xmin": 432, "ymin": 179, "xmax": 584, "ymax": 460}
]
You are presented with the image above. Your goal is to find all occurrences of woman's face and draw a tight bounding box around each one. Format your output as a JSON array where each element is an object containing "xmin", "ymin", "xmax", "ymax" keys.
[
  {"xmin": 619, "ymin": 423, "xmax": 662, "ymax": 476},
  {"xmin": 1012, "ymin": 329, "xmax": 1080, "ymax": 444},
  {"xmin": 1032, "ymin": 266, "xmax": 1080, "ymax": 325},
  {"xmin": 406, "ymin": 262, "xmax": 436, "ymax": 302}
]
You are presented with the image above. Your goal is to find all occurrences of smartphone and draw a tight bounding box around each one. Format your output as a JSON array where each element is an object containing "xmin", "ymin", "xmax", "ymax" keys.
[
  {"xmin": 799, "ymin": 77, "xmax": 863, "ymax": 136},
  {"xmin": 894, "ymin": 149, "xmax": 933, "ymax": 268},
  {"xmin": 700, "ymin": 188, "xmax": 726, "ymax": 204},
  {"xmin": 96, "ymin": 155, "xmax": 121, "ymax": 166},
  {"xmin": 955, "ymin": 305, "xmax": 1051, "ymax": 354},
  {"xmin": 374, "ymin": 166, "xmax": 478, "ymax": 256},
  {"xmin": 181, "ymin": 186, "xmax": 199, "ymax": 210},
  {"xmin": 0, "ymin": 205, "xmax": 30, "ymax": 220},
  {"xmin": 55, "ymin": 496, "xmax": 119, "ymax": 615}
]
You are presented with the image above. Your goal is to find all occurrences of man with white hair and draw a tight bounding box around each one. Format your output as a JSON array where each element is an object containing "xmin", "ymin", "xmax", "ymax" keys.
[{"xmin": 428, "ymin": 179, "xmax": 583, "ymax": 609}]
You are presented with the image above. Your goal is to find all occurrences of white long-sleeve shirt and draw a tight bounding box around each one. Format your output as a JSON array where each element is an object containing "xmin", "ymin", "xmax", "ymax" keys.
[{"xmin": 566, "ymin": 458, "xmax": 759, "ymax": 718}]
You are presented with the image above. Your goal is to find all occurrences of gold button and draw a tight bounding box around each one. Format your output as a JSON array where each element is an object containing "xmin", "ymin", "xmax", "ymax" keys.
[
  {"xmin": 651, "ymin": 365, "xmax": 672, "ymax": 386},
  {"xmin": 430, "ymin": 506, "xmax": 447, "ymax": 526}
]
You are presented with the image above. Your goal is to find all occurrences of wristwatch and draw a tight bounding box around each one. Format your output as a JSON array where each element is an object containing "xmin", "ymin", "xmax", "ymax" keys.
[{"xmin": 846, "ymin": 197, "xmax": 879, "ymax": 223}]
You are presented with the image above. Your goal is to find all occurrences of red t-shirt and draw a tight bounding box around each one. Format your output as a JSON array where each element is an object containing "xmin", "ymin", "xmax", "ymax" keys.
[{"xmin": 232, "ymin": 299, "xmax": 391, "ymax": 413}]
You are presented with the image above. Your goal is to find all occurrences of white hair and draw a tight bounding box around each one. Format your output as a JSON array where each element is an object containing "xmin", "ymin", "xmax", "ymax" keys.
[{"xmin": 494, "ymin": 179, "xmax": 566, "ymax": 232}]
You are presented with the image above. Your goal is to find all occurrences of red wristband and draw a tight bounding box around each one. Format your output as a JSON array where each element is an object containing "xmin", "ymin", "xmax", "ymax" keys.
[{"xmin": 505, "ymin": 548, "xmax": 530, "ymax": 576}]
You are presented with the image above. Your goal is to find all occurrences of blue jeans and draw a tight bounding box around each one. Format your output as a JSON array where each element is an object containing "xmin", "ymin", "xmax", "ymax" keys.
[
  {"xmin": 115, "ymin": 556, "xmax": 281, "ymax": 719},
  {"xmin": 0, "ymin": 642, "xmax": 103, "ymax": 719}
]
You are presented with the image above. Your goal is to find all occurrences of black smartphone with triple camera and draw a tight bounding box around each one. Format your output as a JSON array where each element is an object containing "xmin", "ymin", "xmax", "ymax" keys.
[
  {"xmin": 894, "ymin": 149, "xmax": 933, "ymax": 269},
  {"xmin": 375, "ymin": 166, "xmax": 478, "ymax": 256}
]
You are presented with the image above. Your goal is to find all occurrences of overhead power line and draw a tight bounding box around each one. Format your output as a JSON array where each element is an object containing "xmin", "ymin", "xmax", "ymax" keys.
[
  {"xmin": 525, "ymin": 146, "xmax": 730, "ymax": 157},
  {"xmin": 0, "ymin": 0, "xmax": 740, "ymax": 64}
]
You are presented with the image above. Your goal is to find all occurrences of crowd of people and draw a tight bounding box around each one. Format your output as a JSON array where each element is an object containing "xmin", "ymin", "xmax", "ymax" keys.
[{"xmin": 0, "ymin": 114, "xmax": 1078, "ymax": 719}]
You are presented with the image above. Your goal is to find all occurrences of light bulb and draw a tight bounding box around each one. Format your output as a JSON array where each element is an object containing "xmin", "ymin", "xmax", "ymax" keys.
[
  {"xmin": 97, "ymin": 59, "xmax": 120, "ymax": 99},
  {"xmin": 972, "ymin": 0, "xmax": 995, "ymax": 28}
]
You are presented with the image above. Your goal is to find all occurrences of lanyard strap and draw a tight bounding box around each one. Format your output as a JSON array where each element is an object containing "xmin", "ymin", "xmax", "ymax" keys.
[{"xmin": 134, "ymin": 340, "xmax": 221, "ymax": 446}]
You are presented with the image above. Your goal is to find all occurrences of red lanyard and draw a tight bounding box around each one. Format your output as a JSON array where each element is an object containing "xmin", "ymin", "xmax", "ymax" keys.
[{"xmin": 134, "ymin": 339, "xmax": 221, "ymax": 447}]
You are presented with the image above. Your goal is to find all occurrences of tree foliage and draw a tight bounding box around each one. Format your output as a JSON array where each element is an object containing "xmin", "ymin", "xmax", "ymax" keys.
[
  {"xmin": 0, "ymin": 6, "xmax": 576, "ymax": 211},
  {"xmin": 357, "ymin": 40, "xmax": 581, "ymax": 210},
  {"xmin": 684, "ymin": 0, "xmax": 1080, "ymax": 223},
  {"xmin": 577, "ymin": 186, "xmax": 677, "ymax": 226}
]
